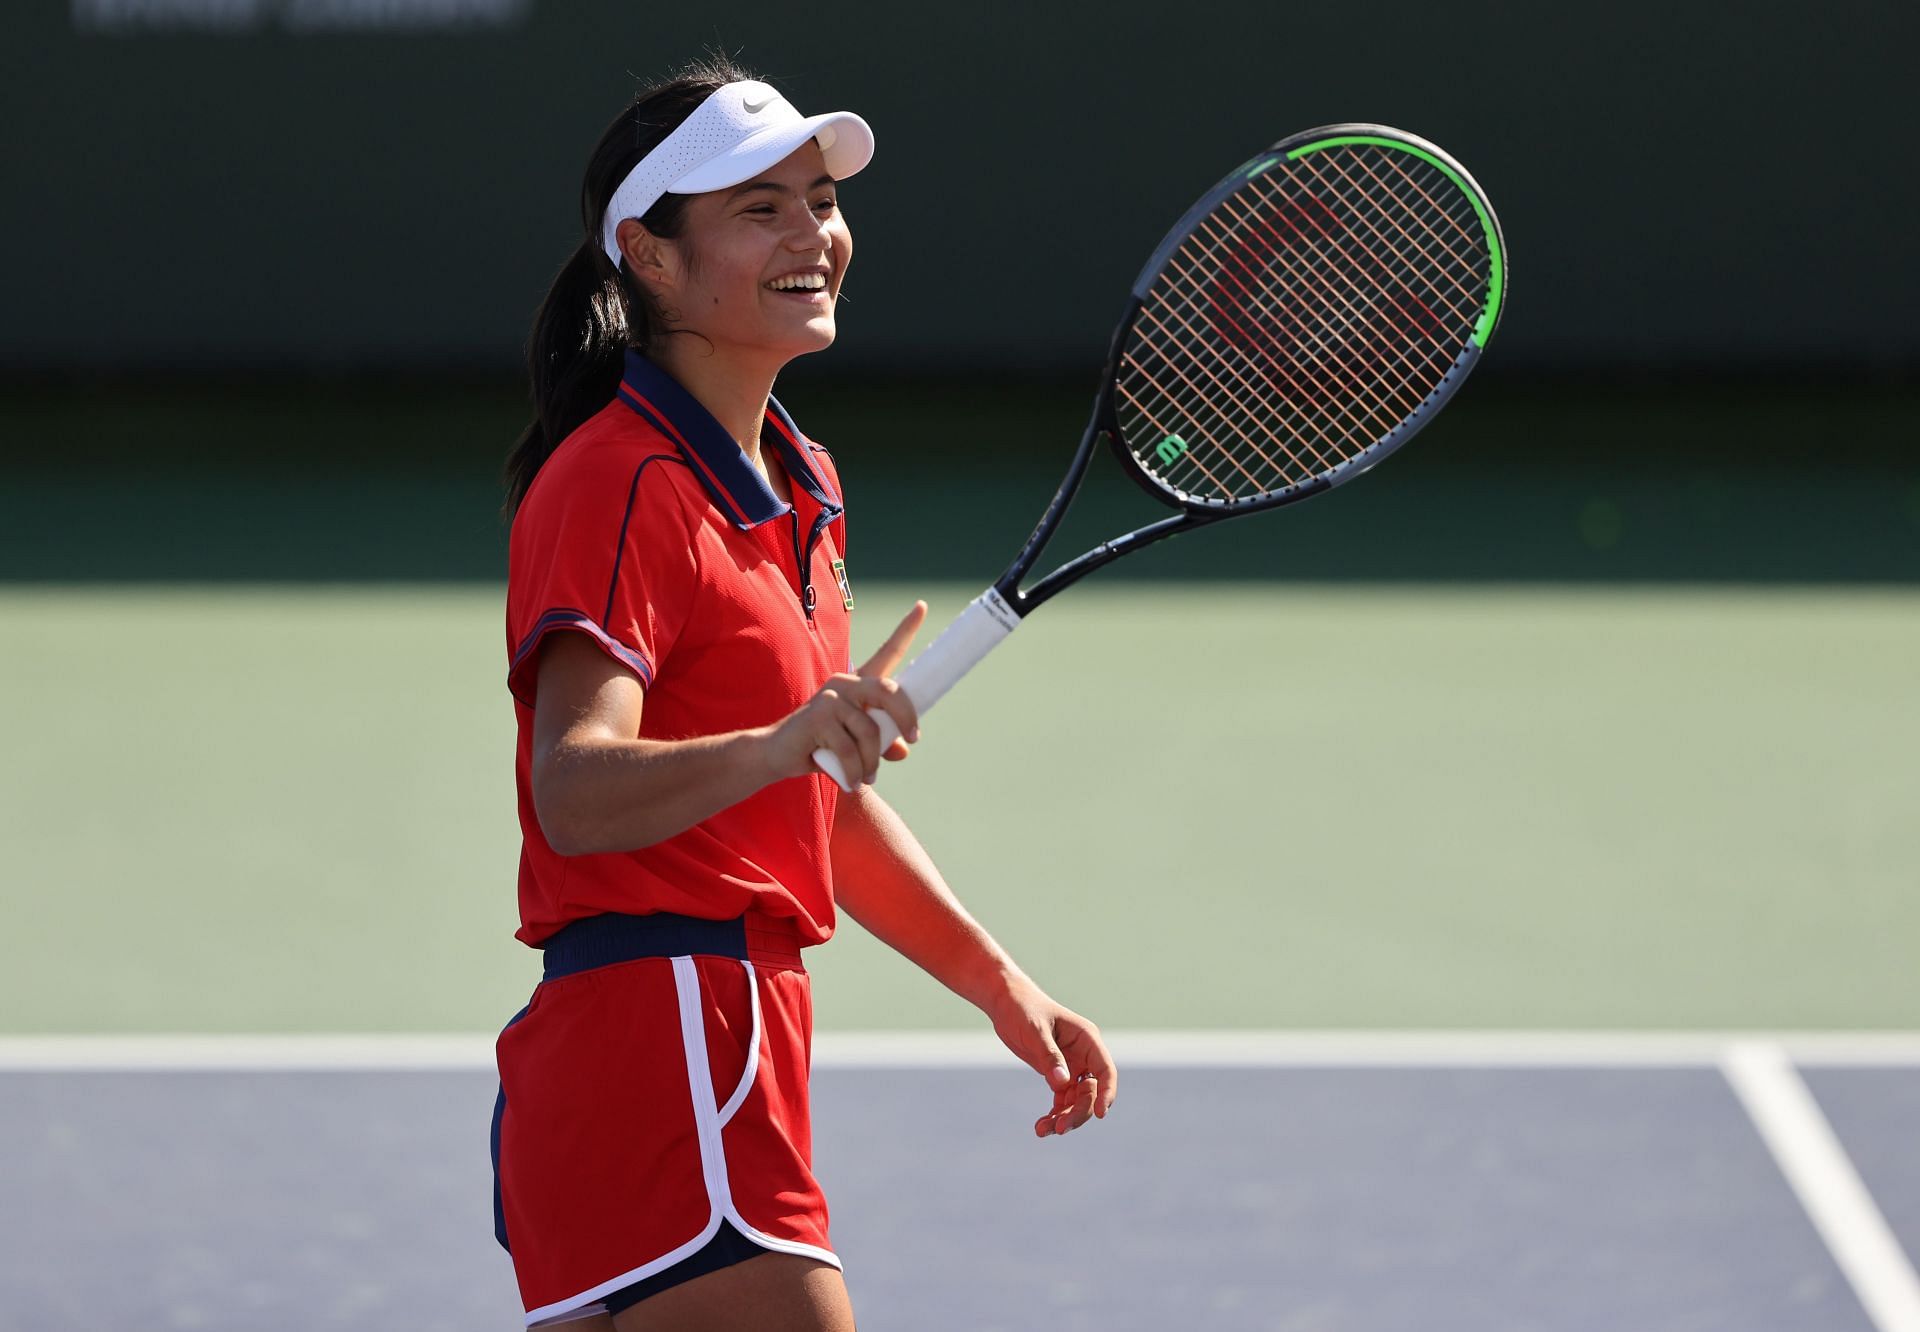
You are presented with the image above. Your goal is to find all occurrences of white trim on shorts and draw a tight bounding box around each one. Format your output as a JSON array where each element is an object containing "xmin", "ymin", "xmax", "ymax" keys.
[{"xmin": 522, "ymin": 957, "xmax": 840, "ymax": 1327}]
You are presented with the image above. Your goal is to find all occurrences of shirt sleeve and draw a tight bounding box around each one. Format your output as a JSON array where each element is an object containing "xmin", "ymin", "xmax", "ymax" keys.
[{"xmin": 505, "ymin": 449, "xmax": 697, "ymax": 709}]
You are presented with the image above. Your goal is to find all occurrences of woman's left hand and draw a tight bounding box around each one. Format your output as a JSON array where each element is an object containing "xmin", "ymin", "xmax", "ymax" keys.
[{"xmin": 985, "ymin": 978, "xmax": 1118, "ymax": 1138}]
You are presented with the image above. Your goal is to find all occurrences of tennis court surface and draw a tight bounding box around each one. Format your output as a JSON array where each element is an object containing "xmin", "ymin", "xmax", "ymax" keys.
[
  {"xmin": 5, "ymin": 1033, "xmax": 1919, "ymax": 1331},
  {"xmin": 4, "ymin": 584, "xmax": 1916, "ymax": 1328}
]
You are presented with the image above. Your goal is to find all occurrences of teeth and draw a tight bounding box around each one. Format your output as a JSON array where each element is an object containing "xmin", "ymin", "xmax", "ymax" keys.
[{"xmin": 767, "ymin": 273, "xmax": 827, "ymax": 291}]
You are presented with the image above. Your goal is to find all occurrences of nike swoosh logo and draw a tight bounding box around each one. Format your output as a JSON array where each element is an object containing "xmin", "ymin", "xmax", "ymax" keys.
[{"xmin": 742, "ymin": 94, "xmax": 773, "ymax": 114}]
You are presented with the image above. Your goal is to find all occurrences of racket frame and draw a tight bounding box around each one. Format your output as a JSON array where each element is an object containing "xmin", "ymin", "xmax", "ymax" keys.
[{"xmin": 993, "ymin": 122, "xmax": 1506, "ymax": 616}]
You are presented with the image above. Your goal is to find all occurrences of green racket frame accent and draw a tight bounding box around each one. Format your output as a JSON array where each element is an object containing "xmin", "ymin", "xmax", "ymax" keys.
[{"xmin": 1285, "ymin": 134, "xmax": 1505, "ymax": 347}]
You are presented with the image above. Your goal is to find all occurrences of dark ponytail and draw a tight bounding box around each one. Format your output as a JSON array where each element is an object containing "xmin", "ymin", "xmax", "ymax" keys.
[{"xmin": 503, "ymin": 55, "xmax": 758, "ymax": 514}]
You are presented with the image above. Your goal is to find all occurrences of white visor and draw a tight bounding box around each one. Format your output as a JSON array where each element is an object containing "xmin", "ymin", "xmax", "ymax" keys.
[{"xmin": 600, "ymin": 80, "xmax": 874, "ymax": 267}]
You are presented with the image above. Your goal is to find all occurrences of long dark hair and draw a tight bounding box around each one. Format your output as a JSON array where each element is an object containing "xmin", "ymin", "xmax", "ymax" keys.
[{"xmin": 503, "ymin": 56, "xmax": 756, "ymax": 514}]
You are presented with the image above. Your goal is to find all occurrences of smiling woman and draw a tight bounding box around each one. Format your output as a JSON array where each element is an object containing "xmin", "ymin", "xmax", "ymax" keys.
[
  {"xmin": 487, "ymin": 58, "xmax": 1117, "ymax": 1332},
  {"xmin": 615, "ymin": 150, "xmax": 854, "ymax": 441}
]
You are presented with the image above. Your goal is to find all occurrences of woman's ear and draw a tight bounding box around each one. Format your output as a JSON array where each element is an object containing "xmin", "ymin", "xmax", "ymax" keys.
[{"xmin": 617, "ymin": 218, "xmax": 674, "ymax": 289}]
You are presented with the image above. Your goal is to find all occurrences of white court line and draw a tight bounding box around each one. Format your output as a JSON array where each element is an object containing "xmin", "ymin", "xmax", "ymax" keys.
[
  {"xmin": 2, "ymin": 1030, "xmax": 1919, "ymax": 1071},
  {"xmin": 1722, "ymin": 1041, "xmax": 1920, "ymax": 1332},
  {"xmin": 829, "ymin": 1030, "xmax": 1920, "ymax": 1069},
  {"xmin": 0, "ymin": 1034, "xmax": 500, "ymax": 1070}
]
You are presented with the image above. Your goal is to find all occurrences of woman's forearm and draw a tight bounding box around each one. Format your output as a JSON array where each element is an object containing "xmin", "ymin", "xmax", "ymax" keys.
[
  {"xmin": 831, "ymin": 784, "xmax": 1120, "ymax": 1134},
  {"xmin": 828, "ymin": 786, "xmax": 1027, "ymax": 1012},
  {"xmin": 534, "ymin": 729, "xmax": 776, "ymax": 855},
  {"xmin": 530, "ymin": 611, "xmax": 930, "ymax": 858}
]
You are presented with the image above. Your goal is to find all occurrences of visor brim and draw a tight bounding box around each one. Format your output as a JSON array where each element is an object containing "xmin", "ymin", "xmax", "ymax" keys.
[{"xmin": 668, "ymin": 111, "xmax": 874, "ymax": 195}]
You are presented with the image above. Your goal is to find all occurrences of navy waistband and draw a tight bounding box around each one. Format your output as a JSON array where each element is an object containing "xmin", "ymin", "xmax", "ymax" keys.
[
  {"xmin": 537, "ymin": 911, "xmax": 818, "ymax": 982},
  {"xmin": 541, "ymin": 912, "xmax": 748, "ymax": 982}
]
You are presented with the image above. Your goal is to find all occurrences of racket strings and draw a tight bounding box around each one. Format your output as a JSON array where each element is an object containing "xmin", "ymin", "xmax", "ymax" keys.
[
  {"xmin": 1135, "ymin": 272, "xmax": 1388, "ymax": 491},
  {"xmin": 1247, "ymin": 185, "xmax": 1470, "ymax": 362},
  {"xmin": 1297, "ymin": 153, "xmax": 1483, "ymax": 318},
  {"xmin": 1249, "ymin": 154, "xmax": 1485, "ymax": 364},
  {"xmin": 1227, "ymin": 181, "xmax": 1463, "ymax": 399},
  {"xmin": 1131, "ymin": 228, "xmax": 1416, "ymax": 497},
  {"xmin": 1126, "ymin": 288, "xmax": 1346, "ymax": 476},
  {"xmin": 1118, "ymin": 143, "xmax": 1493, "ymax": 503},
  {"xmin": 1138, "ymin": 215, "xmax": 1407, "ymax": 466},
  {"xmin": 1154, "ymin": 187, "xmax": 1436, "ymax": 450},
  {"xmin": 1205, "ymin": 166, "xmax": 1465, "ymax": 422},
  {"xmin": 1149, "ymin": 230, "xmax": 1403, "ymax": 474},
  {"xmin": 1209, "ymin": 194, "xmax": 1449, "ymax": 416},
  {"xmin": 1192, "ymin": 206, "xmax": 1428, "ymax": 423},
  {"xmin": 1131, "ymin": 242, "xmax": 1416, "ymax": 498},
  {"xmin": 1119, "ymin": 332, "xmax": 1328, "ymax": 481},
  {"xmin": 1257, "ymin": 155, "xmax": 1484, "ymax": 340},
  {"xmin": 1127, "ymin": 269, "xmax": 1372, "ymax": 499},
  {"xmin": 1346, "ymin": 152, "xmax": 1484, "ymax": 284}
]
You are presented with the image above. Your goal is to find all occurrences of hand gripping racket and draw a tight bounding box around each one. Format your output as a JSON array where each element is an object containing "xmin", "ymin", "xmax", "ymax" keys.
[{"xmin": 814, "ymin": 124, "xmax": 1507, "ymax": 790}]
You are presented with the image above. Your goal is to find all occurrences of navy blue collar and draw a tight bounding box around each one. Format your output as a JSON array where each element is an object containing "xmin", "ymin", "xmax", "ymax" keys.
[{"xmin": 616, "ymin": 349, "xmax": 841, "ymax": 530}]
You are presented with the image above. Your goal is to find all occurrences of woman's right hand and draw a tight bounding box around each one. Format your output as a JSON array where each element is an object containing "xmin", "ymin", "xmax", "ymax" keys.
[{"xmin": 759, "ymin": 601, "xmax": 927, "ymax": 787}]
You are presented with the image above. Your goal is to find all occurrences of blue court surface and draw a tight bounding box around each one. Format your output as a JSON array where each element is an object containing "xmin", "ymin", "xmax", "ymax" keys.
[{"xmin": 3, "ymin": 1033, "xmax": 1917, "ymax": 1331}]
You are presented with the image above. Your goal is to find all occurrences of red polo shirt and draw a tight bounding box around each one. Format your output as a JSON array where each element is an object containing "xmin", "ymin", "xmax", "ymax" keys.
[{"xmin": 504, "ymin": 350, "xmax": 854, "ymax": 948}]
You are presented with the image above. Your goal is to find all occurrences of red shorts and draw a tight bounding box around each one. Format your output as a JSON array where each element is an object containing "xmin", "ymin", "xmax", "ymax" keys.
[{"xmin": 492, "ymin": 913, "xmax": 834, "ymax": 1326}]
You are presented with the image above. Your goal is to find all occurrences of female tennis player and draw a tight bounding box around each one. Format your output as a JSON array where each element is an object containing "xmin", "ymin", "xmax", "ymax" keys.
[{"xmin": 491, "ymin": 59, "xmax": 1118, "ymax": 1331}]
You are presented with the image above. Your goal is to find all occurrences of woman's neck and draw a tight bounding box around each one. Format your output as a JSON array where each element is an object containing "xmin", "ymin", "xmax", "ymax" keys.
[{"xmin": 649, "ymin": 340, "xmax": 780, "ymax": 465}]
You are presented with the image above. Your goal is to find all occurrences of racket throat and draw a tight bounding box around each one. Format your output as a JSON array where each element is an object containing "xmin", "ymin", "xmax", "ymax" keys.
[{"xmin": 994, "ymin": 411, "xmax": 1110, "ymax": 607}]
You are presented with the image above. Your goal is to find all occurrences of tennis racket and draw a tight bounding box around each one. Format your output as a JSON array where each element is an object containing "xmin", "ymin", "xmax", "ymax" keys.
[{"xmin": 814, "ymin": 123, "xmax": 1507, "ymax": 790}]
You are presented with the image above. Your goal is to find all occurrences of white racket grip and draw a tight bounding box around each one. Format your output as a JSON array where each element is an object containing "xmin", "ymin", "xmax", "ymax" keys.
[{"xmin": 812, "ymin": 587, "xmax": 1023, "ymax": 792}]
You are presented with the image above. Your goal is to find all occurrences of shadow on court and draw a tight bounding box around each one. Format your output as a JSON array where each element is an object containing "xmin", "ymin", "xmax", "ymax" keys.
[{"xmin": 3, "ymin": 1062, "xmax": 1916, "ymax": 1330}]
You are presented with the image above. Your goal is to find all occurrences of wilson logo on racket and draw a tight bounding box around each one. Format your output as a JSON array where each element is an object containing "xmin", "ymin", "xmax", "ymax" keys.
[
  {"xmin": 1201, "ymin": 192, "xmax": 1356, "ymax": 412},
  {"xmin": 1155, "ymin": 435, "xmax": 1188, "ymax": 467}
]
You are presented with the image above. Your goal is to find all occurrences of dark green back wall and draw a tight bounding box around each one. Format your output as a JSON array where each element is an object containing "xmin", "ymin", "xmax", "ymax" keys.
[
  {"xmin": 9, "ymin": 1, "xmax": 1917, "ymax": 374},
  {"xmin": 5, "ymin": 379, "xmax": 1916, "ymax": 583}
]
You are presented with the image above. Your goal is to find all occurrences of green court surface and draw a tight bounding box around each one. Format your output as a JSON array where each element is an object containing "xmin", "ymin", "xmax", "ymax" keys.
[{"xmin": 2, "ymin": 582, "xmax": 1915, "ymax": 1035}]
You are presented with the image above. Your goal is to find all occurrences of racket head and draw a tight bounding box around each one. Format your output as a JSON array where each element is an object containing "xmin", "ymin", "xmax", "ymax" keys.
[{"xmin": 1102, "ymin": 123, "xmax": 1506, "ymax": 513}]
